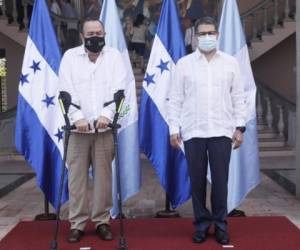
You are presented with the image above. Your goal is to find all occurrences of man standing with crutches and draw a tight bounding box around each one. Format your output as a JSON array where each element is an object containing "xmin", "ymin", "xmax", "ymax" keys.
[{"xmin": 59, "ymin": 17, "xmax": 127, "ymax": 243}]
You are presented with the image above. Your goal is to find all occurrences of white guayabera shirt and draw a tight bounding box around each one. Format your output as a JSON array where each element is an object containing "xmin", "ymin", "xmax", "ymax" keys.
[
  {"xmin": 59, "ymin": 45, "xmax": 126, "ymax": 131},
  {"xmin": 168, "ymin": 49, "xmax": 246, "ymax": 141}
]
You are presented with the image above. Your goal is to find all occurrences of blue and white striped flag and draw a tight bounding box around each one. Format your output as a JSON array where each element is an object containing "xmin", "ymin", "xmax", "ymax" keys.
[
  {"xmin": 139, "ymin": 0, "xmax": 191, "ymax": 207},
  {"xmin": 15, "ymin": 0, "xmax": 68, "ymax": 209},
  {"xmin": 100, "ymin": 0, "xmax": 141, "ymax": 217},
  {"xmin": 218, "ymin": 0, "xmax": 261, "ymax": 212}
]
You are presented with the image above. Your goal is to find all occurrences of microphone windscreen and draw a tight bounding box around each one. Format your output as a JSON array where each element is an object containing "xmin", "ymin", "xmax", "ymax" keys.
[
  {"xmin": 59, "ymin": 91, "xmax": 72, "ymax": 112},
  {"xmin": 58, "ymin": 91, "xmax": 72, "ymax": 106},
  {"xmin": 114, "ymin": 90, "xmax": 125, "ymax": 106}
]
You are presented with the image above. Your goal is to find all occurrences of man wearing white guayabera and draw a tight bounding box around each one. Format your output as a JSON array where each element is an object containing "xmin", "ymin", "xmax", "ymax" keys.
[
  {"xmin": 168, "ymin": 17, "xmax": 246, "ymax": 245},
  {"xmin": 59, "ymin": 17, "xmax": 127, "ymax": 243}
]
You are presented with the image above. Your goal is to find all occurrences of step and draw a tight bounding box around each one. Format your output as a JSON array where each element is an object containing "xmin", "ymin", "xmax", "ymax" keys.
[
  {"xmin": 0, "ymin": 150, "xmax": 24, "ymax": 161},
  {"xmin": 135, "ymin": 75, "xmax": 144, "ymax": 83},
  {"xmin": 258, "ymin": 131, "xmax": 277, "ymax": 139},
  {"xmin": 257, "ymin": 127, "xmax": 275, "ymax": 133},
  {"xmin": 135, "ymin": 78, "xmax": 144, "ymax": 86},
  {"xmin": 136, "ymin": 88, "xmax": 142, "ymax": 98},
  {"xmin": 257, "ymin": 124, "xmax": 271, "ymax": 130},
  {"xmin": 135, "ymin": 81, "xmax": 143, "ymax": 88},
  {"xmin": 133, "ymin": 68, "xmax": 142, "ymax": 74},
  {"xmin": 135, "ymin": 84, "xmax": 143, "ymax": 90},
  {"xmin": 259, "ymin": 146, "xmax": 294, "ymax": 157},
  {"xmin": 260, "ymin": 156, "xmax": 295, "ymax": 170},
  {"xmin": 134, "ymin": 71, "xmax": 145, "ymax": 77},
  {"xmin": 259, "ymin": 137, "xmax": 285, "ymax": 148}
]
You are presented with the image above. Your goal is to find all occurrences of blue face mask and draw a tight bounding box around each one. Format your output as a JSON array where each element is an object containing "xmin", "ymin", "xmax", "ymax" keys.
[{"xmin": 198, "ymin": 35, "xmax": 217, "ymax": 52}]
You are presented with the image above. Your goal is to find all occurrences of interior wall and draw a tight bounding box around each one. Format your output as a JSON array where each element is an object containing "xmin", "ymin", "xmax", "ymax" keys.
[
  {"xmin": 252, "ymin": 34, "xmax": 296, "ymax": 103},
  {"xmin": 238, "ymin": 0, "xmax": 263, "ymax": 13}
]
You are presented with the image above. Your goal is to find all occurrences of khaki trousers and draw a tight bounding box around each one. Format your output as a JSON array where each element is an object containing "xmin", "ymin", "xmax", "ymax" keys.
[{"xmin": 67, "ymin": 131, "xmax": 114, "ymax": 231}]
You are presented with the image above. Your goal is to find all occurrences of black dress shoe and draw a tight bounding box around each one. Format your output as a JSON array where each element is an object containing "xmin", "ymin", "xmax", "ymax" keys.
[
  {"xmin": 215, "ymin": 228, "xmax": 229, "ymax": 245},
  {"xmin": 193, "ymin": 230, "xmax": 208, "ymax": 244},
  {"xmin": 67, "ymin": 229, "xmax": 84, "ymax": 243},
  {"xmin": 96, "ymin": 224, "xmax": 113, "ymax": 241}
]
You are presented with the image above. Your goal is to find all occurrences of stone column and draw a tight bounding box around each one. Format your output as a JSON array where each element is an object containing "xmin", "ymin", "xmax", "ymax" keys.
[{"xmin": 296, "ymin": 0, "xmax": 300, "ymax": 198}]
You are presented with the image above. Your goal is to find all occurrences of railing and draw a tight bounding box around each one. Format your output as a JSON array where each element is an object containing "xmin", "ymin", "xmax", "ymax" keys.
[
  {"xmin": 0, "ymin": 107, "xmax": 17, "ymax": 151},
  {"xmin": 14, "ymin": 0, "xmax": 297, "ymax": 50},
  {"xmin": 241, "ymin": 0, "xmax": 296, "ymax": 45},
  {"xmin": 23, "ymin": 0, "xmax": 81, "ymax": 51},
  {"xmin": 256, "ymin": 80, "xmax": 296, "ymax": 146}
]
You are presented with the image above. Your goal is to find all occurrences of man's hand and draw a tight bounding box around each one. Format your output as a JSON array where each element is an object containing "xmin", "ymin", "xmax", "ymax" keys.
[
  {"xmin": 75, "ymin": 119, "xmax": 90, "ymax": 132},
  {"xmin": 96, "ymin": 116, "xmax": 111, "ymax": 129},
  {"xmin": 170, "ymin": 134, "xmax": 181, "ymax": 149},
  {"xmin": 232, "ymin": 130, "xmax": 243, "ymax": 149}
]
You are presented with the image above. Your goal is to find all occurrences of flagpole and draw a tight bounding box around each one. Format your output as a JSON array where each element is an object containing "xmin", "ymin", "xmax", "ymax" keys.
[
  {"xmin": 50, "ymin": 124, "xmax": 71, "ymax": 250},
  {"xmin": 156, "ymin": 194, "xmax": 180, "ymax": 218},
  {"xmin": 34, "ymin": 197, "xmax": 57, "ymax": 221}
]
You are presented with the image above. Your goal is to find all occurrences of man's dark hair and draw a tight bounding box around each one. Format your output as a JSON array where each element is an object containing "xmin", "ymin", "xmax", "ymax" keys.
[
  {"xmin": 80, "ymin": 17, "xmax": 105, "ymax": 33},
  {"xmin": 194, "ymin": 16, "xmax": 218, "ymax": 32}
]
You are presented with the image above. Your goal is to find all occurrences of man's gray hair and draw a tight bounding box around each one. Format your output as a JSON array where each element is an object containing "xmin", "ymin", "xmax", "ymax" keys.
[{"xmin": 80, "ymin": 17, "xmax": 105, "ymax": 34}]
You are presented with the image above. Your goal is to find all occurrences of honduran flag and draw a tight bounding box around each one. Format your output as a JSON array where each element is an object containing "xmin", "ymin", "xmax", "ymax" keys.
[
  {"xmin": 218, "ymin": 0, "xmax": 261, "ymax": 212},
  {"xmin": 100, "ymin": 0, "xmax": 141, "ymax": 217},
  {"xmin": 15, "ymin": 0, "xmax": 68, "ymax": 209},
  {"xmin": 139, "ymin": 0, "xmax": 191, "ymax": 207}
]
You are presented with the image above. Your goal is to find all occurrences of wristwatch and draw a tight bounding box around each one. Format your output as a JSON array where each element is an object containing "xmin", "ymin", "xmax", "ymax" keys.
[{"xmin": 236, "ymin": 126, "xmax": 246, "ymax": 133}]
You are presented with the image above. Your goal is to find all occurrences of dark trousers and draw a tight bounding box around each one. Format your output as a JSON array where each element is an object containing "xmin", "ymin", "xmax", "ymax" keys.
[{"xmin": 184, "ymin": 137, "xmax": 232, "ymax": 232}]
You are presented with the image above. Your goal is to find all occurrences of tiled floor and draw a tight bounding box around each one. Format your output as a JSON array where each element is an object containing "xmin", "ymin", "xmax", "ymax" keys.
[{"xmin": 0, "ymin": 158, "xmax": 300, "ymax": 241}]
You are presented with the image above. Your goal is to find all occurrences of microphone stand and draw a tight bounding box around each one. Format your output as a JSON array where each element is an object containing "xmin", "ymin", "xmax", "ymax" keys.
[
  {"xmin": 50, "ymin": 95, "xmax": 76, "ymax": 250},
  {"xmin": 107, "ymin": 97, "xmax": 127, "ymax": 250}
]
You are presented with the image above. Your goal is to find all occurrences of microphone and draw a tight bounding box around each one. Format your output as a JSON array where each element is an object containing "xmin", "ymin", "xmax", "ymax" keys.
[
  {"xmin": 103, "ymin": 90, "xmax": 125, "ymax": 130},
  {"xmin": 58, "ymin": 91, "xmax": 81, "ymax": 130},
  {"xmin": 58, "ymin": 91, "xmax": 81, "ymax": 114},
  {"xmin": 103, "ymin": 90, "xmax": 125, "ymax": 110}
]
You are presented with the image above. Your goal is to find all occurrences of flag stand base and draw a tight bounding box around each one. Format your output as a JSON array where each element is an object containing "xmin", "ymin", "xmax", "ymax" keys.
[
  {"xmin": 156, "ymin": 194, "xmax": 180, "ymax": 218},
  {"xmin": 35, "ymin": 197, "xmax": 57, "ymax": 221},
  {"xmin": 156, "ymin": 209, "xmax": 180, "ymax": 218},
  {"xmin": 35, "ymin": 213, "xmax": 57, "ymax": 221},
  {"xmin": 228, "ymin": 209, "xmax": 246, "ymax": 217}
]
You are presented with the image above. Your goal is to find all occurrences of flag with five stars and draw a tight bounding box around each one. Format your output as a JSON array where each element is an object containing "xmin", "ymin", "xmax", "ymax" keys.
[
  {"xmin": 15, "ymin": 0, "xmax": 68, "ymax": 209},
  {"xmin": 139, "ymin": 0, "xmax": 191, "ymax": 207}
]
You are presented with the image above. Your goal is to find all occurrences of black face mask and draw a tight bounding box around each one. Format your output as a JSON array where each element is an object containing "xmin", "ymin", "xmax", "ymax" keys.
[{"xmin": 84, "ymin": 36, "xmax": 105, "ymax": 53}]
